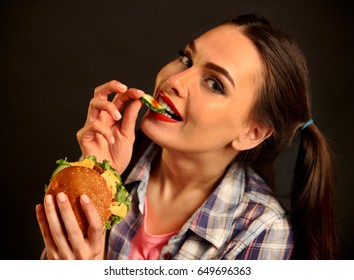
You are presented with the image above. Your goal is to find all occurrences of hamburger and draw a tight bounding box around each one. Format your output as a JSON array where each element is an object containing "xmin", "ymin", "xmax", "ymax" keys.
[{"xmin": 45, "ymin": 156, "xmax": 130, "ymax": 236}]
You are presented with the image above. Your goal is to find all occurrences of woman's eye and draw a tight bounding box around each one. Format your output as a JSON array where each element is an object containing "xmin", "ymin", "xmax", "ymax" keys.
[
  {"xmin": 206, "ymin": 78, "xmax": 224, "ymax": 94},
  {"xmin": 178, "ymin": 50, "xmax": 192, "ymax": 67}
]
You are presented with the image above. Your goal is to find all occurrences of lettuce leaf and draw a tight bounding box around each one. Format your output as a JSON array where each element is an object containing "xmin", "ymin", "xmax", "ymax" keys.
[{"xmin": 56, "ymin": 157, "xmax": 69, "ymax": 165}]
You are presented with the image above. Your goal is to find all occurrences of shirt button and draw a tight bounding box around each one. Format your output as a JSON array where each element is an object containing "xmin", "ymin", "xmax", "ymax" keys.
[{"xmin": 163, "ymin": 252, "xmax": 171, "ymax": 260}]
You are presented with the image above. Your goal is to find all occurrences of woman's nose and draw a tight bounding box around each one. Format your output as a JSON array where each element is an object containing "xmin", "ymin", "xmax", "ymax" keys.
[{"xmin": 166, "ymin": 68, "xmax": 196, "ymax": 98}]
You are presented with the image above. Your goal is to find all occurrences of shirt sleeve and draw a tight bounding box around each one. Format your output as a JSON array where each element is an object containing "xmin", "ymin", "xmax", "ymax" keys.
[{"xmin": 233, "ymin": 217, "xmax": 294, "ymax": 260}]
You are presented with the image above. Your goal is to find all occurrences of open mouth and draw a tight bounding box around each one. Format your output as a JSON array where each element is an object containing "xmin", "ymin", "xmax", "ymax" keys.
[{"xmin": 157, "ymin": 93, "xmax": 183, "ymax": 121}]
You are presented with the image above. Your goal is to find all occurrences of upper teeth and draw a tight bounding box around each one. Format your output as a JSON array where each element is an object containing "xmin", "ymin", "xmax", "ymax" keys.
[{"xmin": 159, "ymin": 97, "xmax": 176, "ymax": 114}]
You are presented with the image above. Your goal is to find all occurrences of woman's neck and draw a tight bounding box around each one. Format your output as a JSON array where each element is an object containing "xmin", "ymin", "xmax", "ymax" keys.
[
  {"xmin": 145, "ymin": 147, "xmax": 237, "ymax": 235},
  {"xmin": 150, "ymin": 147, "xmax": 237, "ymax": 199}
]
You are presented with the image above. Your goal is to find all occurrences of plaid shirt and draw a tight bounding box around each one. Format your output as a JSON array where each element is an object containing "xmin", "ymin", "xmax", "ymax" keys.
[{"xmin": 107, "ymin": 144, "xmax": 293, "ymax": 260}]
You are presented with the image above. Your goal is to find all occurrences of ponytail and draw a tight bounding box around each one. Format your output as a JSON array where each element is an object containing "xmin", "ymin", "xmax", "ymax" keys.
[
  {"xmin": 227, "ymin": 13, "xmax": 337, "ymax": 259},
  {"xmin": 291, "ymin": 124, "xmax": 336, "ymax": 259}
]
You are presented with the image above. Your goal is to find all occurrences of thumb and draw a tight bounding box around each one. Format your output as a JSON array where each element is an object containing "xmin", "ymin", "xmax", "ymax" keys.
[{"xmin": 120, "ymin": 99, "xmax": 143, "ymax": 138}]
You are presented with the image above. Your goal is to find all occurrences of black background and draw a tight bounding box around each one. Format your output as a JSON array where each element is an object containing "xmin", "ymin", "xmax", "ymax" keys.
[{"xmin": 1, "ymin": 0, "xmax": 353, "ymax": 259}]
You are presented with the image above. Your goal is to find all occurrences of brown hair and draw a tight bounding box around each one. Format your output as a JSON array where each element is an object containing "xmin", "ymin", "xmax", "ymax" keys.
[{"xmin": 227, "ymin": 14, "xmax": 336, "ymax": 259}]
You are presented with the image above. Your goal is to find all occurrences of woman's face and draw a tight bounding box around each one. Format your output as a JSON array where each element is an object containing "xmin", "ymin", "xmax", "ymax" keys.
[{"xmin": 141, "ymin": 24, "xmax": 264, "ymax": 155}]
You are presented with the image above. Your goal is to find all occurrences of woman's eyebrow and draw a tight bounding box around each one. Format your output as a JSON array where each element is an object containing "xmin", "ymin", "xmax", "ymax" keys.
[{"xmin": 187, "ymin": 41, "xmax": 235, "ymax": 87}]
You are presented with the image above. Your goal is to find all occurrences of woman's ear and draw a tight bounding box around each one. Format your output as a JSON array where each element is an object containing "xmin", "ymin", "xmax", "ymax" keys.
[{"xmin": 231, "ymin": 124, "xmax": 272, "ymax": 151}]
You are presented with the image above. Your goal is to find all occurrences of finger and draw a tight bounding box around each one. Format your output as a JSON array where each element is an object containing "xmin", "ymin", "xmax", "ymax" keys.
[
  {"xmin": 43, "ymin": 195, "xmax": 73, "ymax": 257},
  {"xmin": 80, "ymin": 119, "xmax": 116, "ymax": 145},
  {"xmin": 80, "ymin": 194, "xmax": 104, "ymax": 256},
  {"xmin": 36, "ymin": 204, "xmax": 60, "ymax": 259},
  {"xmin": 94, "ymin": 80, "xmax": 128, "ymax": 99},
  {"xmin": 55, "ymin": 193, "xmax": 86, "ymax": 248},
  {"xmin": 112, "ymin": 88, "xmax": 144, "ymax": 111},
  {"xmin": 119, "ymin": 99, "xmax": 143, "ymax": 137},
  {"xmin": 86, "ymin": 98, "xmax": 122, "ymax": 124}
]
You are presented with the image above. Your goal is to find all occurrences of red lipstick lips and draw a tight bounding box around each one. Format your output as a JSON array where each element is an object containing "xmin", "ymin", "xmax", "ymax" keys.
[{"xmin": 157, "ymin": 90, "xmax": 183, "ymax": 121}]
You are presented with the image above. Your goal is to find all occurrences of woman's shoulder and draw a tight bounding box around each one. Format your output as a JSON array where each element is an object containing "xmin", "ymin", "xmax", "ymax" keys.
[{"xmin": 241, "ymin": 167, "xmax": 289, "ymax": 219}]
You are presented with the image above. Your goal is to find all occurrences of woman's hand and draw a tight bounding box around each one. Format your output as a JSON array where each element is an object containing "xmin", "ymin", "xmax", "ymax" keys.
[
  {"xmin": 36, "ymin": 193, "xmax": 105, "ymax": 260},
  {"xmin": 76, "ymin": 80, "xmax": 144, "ymax": 174}
]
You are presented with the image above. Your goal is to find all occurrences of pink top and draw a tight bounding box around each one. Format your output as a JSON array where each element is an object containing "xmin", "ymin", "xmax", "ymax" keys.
[{"xmin": 128, "ymin": 199, "xmax": 177, "ymax": 260}]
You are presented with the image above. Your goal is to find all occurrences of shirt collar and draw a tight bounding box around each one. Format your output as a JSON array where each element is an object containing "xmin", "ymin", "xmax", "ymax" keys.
[
  {"xmin": 124, "ymin": 143, "xmax": 247, "ymax": 248},
  {"xmin": 124, "ymin": 143, "xmax": 159, "ymax": 214},
  {"xmin": 186, "ymin": 161, "xmax": 246, "ymax": 248}
]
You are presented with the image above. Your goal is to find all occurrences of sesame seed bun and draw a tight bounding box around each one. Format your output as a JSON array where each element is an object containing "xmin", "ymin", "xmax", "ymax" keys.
[{"xmin": 46, "ymin": 166, "xmax": 113, "ymax": 236}]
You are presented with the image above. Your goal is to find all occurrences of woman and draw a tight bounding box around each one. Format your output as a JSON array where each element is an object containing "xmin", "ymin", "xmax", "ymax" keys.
[{"xmin": 36, "ymin": 14, "xmax": 336, "ymax": 259}]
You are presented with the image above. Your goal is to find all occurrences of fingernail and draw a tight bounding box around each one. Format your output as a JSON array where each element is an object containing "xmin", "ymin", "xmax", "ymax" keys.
[
  {"xmin": 36, "ymin": 204, "xmax": 43, "ymax": 213},
  {"xmin": 136, "ymin": 89, "xmax": 145, "ymax": 95},
  {"xmin": 45, "ymin": 195, "xmax": 53, "ymax": 205},
  {"xmin": 81, "ymin": 194, "xmax": 90, "ymax": 204},
  {"xmin": 114, "ymin": 109, "xmax": 121, "ymax": 120},
  {"xmin": 110, "ymin": 136, "xmax": 115, "ymax": 144},
  {"xmin": 118, "ymin": 83, "xmax": 128, "ymax": 92},
  {"xmin": 57, "ymin": 192, "xmax": 66, "ymax": 202}
]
